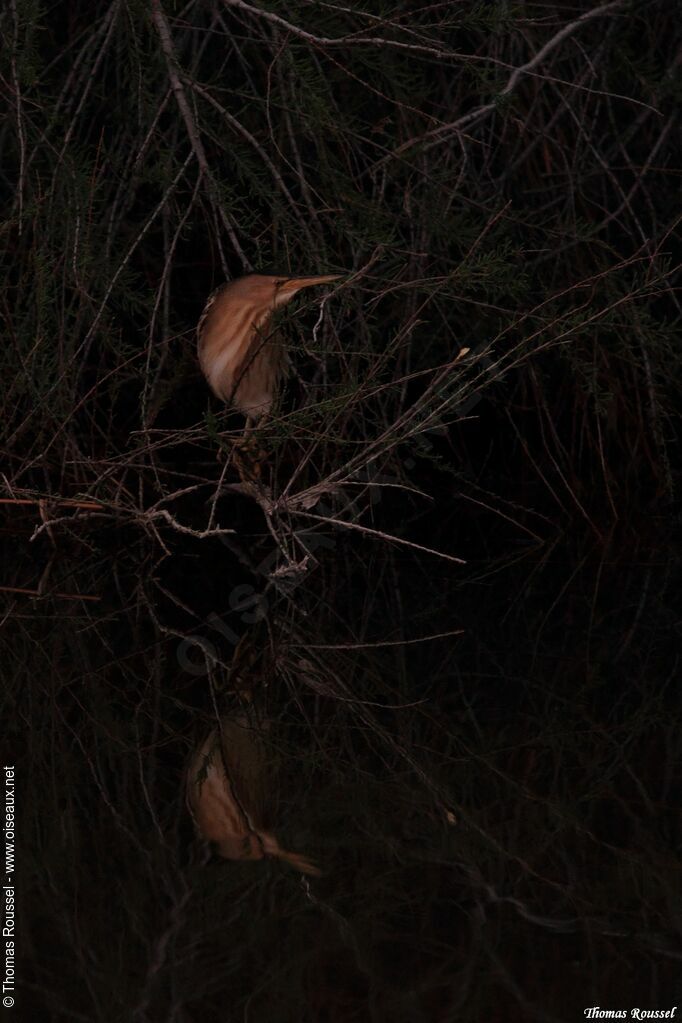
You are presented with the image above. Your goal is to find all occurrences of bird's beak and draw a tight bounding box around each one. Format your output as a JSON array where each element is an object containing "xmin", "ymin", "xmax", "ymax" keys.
[{"xmin": 280, "ymin": 273, "xmax": 343, "ymax": 295}]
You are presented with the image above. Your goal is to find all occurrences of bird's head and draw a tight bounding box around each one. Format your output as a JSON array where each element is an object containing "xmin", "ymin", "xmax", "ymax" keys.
[{"xmin": 231, "ymin": 272, "xmax": 342, "ymax": 311}]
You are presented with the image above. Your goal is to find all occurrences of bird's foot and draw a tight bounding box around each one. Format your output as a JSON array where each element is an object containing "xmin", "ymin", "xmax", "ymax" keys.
[{"xmin": 232, "ymin": 434, "xmax": 269, "ymax": 487}]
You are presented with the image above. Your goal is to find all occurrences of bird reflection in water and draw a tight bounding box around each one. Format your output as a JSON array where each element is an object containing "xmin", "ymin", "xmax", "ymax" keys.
[{"xmin": 186, "ymin": 714, "xmax": 320, "ymax": 875}]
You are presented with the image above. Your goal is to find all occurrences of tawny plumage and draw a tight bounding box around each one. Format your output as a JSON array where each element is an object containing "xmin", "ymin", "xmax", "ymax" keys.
[
  {"xmin": 197, "ymin": 272, "xmax": 341, "ymax": 425},
  {"xmin": 186, "ymin": 716, "xmax": 320, "ymax": 876}
]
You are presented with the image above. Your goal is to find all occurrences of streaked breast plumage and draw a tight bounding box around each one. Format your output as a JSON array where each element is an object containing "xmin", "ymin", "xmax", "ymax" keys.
[{"xmin": 197, "ymin": 272, "xmax": 341, "ymax": 421}]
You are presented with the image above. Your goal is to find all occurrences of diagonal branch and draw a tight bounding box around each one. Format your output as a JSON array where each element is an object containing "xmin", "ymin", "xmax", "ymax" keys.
[
  {"xmin": 150, "ymin": 0, "xmax": 252, "ymax": 269},
  {"xmin": 374, "ymin": 0, "xmax": 629, "ymax": 164}
]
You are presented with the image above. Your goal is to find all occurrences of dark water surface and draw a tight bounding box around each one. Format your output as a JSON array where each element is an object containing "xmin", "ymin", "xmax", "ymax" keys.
[{"xmin": 3, "ymin": 486, "xmax": 680, "ymax": 1022}]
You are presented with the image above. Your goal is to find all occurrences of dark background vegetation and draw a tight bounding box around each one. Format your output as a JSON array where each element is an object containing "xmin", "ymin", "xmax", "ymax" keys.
[{"xmin": 1, "ymin": 0, "xmax": 681, "ymax": 1020}]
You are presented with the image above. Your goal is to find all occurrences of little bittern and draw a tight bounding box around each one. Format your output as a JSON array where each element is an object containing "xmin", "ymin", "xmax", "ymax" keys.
[
  {"xmin": 186, "ymin": 717, "xmax": 320, "ymax": 875},
  {"xmin": 197, "ymin": 272, "xmax": 341, "ymax": 427}
]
